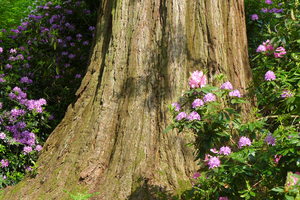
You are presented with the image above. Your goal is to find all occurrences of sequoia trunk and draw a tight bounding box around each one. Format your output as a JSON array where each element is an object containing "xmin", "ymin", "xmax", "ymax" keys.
[{"xmin": 2, "ymin": 0, "xmax": 251, "ymax": 199}]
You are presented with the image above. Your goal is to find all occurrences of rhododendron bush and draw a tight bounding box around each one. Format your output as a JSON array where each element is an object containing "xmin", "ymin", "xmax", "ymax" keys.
[
  {"xmin": 166, "ymin": 0, "xmax": 299, "ymax": 199},
  {"xmin": 168, "ymin": 70, "xmax": 299, "ymax": 199},
  {"xmin": 0, "ymin": 0, "xmax": 96, "ymax": 187}
]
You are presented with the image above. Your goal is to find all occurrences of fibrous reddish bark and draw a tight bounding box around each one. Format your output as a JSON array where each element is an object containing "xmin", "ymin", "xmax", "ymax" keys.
[{"xmin": 1, "ymin": 0, "xmax": 251, "ymax": 199}]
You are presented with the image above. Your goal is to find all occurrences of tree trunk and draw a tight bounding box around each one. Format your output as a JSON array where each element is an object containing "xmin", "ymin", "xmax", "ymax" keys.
[{"xmin": 1, "ymin": 0, "xmax": 251, "ymax": 199}]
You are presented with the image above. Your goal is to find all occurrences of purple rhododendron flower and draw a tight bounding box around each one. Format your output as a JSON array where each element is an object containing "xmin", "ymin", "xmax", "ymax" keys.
[
  {"xmin": 192, "ymin": 99, "xmax": 204, "ymax": 108},
  {"xmin": 89, "ymin": 26, "xmax": 95, "ymax": 31},
  {"xmin": 265, "ymin": 0, "xmax": 273, "ymax": 4},
  {"xmin": 219, "ymin": 146, "xmax": 232, "ymax": 155},
  {"xmin": 0, "ymin": 47, "xmax": 3, "ymax": 53},
  {"xmin": 10, "ymin": 109, "xmax": 26, "ymax": 117},
  {"xmin": 187, "ymin": 111, "xmax": 201, "ymax": 121},
  {"xmin": 0, "ymin": 159, "xmax": 9, "ymax": 168},
  {"xmin": 0, "ymin": 132, "xmax": 6, "ymax": 139},
  {"xmin": 16, "ymin": 54, "xmax": 24, "ymax": 60},
  {"xmin": 281, "ymin": 90, "xmax": 294, "ymax": 98},
  {"xmin": 193, "ymin": 172, "xmax": 200, "ymax": 179},
  {"xmin": 203, "ymin": 93, "xmax": 216, "ymax": 103},
  {"xmin": 20, "ymin": 77, "xmax": 33, "ymax": 84},
  {"xmin": 219, "ymin": 197, "xmax": 229, "ymax": 200},
  {"xmin": 264, "ymin": 71, "xmax": 276, "ymax": 81},
  {"xmin": 75, "ymin": 74, "xmax": 81, "ymax": 78},
  {"xmin": 256, "ymin": 45, "xmax": 266, "ymax": 52},
  {"xmin": 25, "ymin": 166, "xmax": 33, "ymax": 171},
  {"xmin": 274, "ymin": 155, "xmax": 282, "ymax": 164},
  {"xmin": 274, "ymin": 46, "xmax": 286, "ymax": 58},
  {"xmin": 23, "ymin": 146, "xmax": 33, "ymax": 154},
  {"xmin": 229, "ymin": 90, "xmax": 241, "ymax": 98},
  {"xmin": 189, "ymin": 71, "xmax": 207, "ymax": 88},
  {"xmin": 238, "ymin": 136, "xmax": 252, "ymax": 148},
  {"xmin": 65, "ymin": 9, "xmax": 73, "ymax": 14},
  {"xmin": 5, "ymin": 64, "xmax": 12, "ymax": 69},
  {"xmin": 26, "ymin": 98, "xmax": 47, "ymax": 113},
  {"xmin": 257, "ymin": 40, "xmax": 274, "ymax": 52},
  {"xmin": 220, "ymin": 81, "xmax": 233, "ymax": 90},
  {"xmin": 210, "ymin": 148, "xmax": 219, "ymax": 154},
  {"xmin": 68, "ymin": 54, "xmax": 76, "ymax": 59},
  {"xmin": 251, "ymin": 14, "xmax": 259, "ymax": 21},
  {"xmin": 176, "ymin": 112, "xmax": 187, "ymax": 121},
  {"xmin": 208, "ymin": 156, "xmax": 221, "ymax": 169},
  {"xmin": 35, "ymin": 145, "xmax": 43, "ymax": 151},
  {"xmin": 265, "ymin": 135, "xmax": 276, "ymax": 146},
  {"xmin": 171, "ymin": 102, "xmax": 181, "ymax": 111}
]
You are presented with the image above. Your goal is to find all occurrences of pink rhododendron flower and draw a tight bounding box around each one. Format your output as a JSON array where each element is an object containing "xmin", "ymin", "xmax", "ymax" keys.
[
  {"xmin": 274, "ymin": 155, "xmax": 282, "ymax": 164},
  {"xmin": 187, "ymin": 111, "xmax": 201, "ymax": 121},
  {"xmin": 220, "ymin": 81, "xmax": 233, "ymax": 90},
  {"xmin": 23, "ymin": 146, "xmax": 33, "ymax": 154},
  {"xmin": 263, "ymin": 40, "xmax": 274, "ymax": 51},
  {"xmin": 251, "ymin": 14, "xmax": 259, "ymax": 21},
  {"xmin": 0, "ymin": 159, "xmax": 9, "ymax": 168},
  {"xmin": 210, "ymin": 148, "xmax": 219, "ymax": 154},
  {"xmin": 256, "ymin": 45, "xmax": 266, "ymax": 52},
  {"xmin": 256, "ymin": 40, "xmax": 274, "ymax": 52},
  {"xmin": 192, "ymin": 99, "xmax": 204, "ymax": 108},
  {"xmin": 229, "ymin": 90, "xmax": 241, "ymax": 98},
  {"xmin": 176, "ymin": 112, "xmax": 187, "ymax": 121},
  {"xmin": 0, "ymin": 132, "xmax": 6, "ymax": 139},
  {"xmin": 291, "ymin": 172, "xmax": 300, "ymax": 185},
  {"xmin": 171, "ymin": 102, "xmax": 181, "ymax": 111},
  {"xmin": 264, "ymin": 71, "xmax": 276, "ymax": 81},
  {"xmin": 265, "ymin": 135, "xmax": 276, "ymax": 146},
  {"xmin": 281, "ymin": 90, "xmax": 293, "ymax": 98},
  {"xmin": 219, "ymin": 197, "xmax": 229, "ymax": 200},
  {"xmin": 265, "ymin": 0, "xmax": 273, "ymax": 4},
  {"xmin": 219, "ymin": 146, "xmax": 232, "ymax": 155},
  {"xmin": 193, "ymin": 172, "xmax": 201, "ymax": 179},
  {"xmin": 189, "ymin": 71, "xmax": 207, "ymax": 88},
  {"xmin": 35, "ymin": 145, "xmax": 43, "ymax": 151},
  {"xmin": 0, "ymin": 47, "xmax": 3, "ymax": 53},
  {"xmin": 203, "ymin": 93, "xmax": 216, "ymax": 103},
  {"xmin": 274, "ymin": 47, "xmax": 286, "ymax": 58},
  {"xmin": 238, "ymin": 136, "xmax": 251, "ymax": 148},
  {"xmin": 208, "ymin": 156, "xmax": 221, "ymax": 169}
]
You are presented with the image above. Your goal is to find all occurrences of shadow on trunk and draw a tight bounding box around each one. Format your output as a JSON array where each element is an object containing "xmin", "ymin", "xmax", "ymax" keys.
[{"xmin": 126, "ymin": 179, "xmax": 179, "ymax": 200}]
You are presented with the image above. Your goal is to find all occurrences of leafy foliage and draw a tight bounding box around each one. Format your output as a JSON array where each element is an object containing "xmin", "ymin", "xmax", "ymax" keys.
[
  {"xmin": 0, "ymin": 0, "xmax": 96, "ymax": 187},
  {"xmin": 168, "ymin": 0, "xmax": 300, "ymax": 199},
  {"xmin": 0, "ymin": 0, "xmax": 35, "ymax": 30}
]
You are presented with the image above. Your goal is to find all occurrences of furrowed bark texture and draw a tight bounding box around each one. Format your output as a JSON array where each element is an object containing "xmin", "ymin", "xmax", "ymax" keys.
[{"xmin": 2, "ymin": 0, "xmax": 251, "ymax": 199}]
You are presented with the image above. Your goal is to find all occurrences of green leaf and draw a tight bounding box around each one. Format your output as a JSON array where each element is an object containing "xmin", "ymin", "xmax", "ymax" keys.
[
  {"xmin": 271, "ymin": 187, "xmax": 285, "ymax": 193},
  {"xmin": 163, "ymin": 125, "xmax": 173, "ymax": 133}
]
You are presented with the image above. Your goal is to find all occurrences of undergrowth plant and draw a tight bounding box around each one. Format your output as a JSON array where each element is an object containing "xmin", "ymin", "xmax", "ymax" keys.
[
  {"xmin": 168, "ymin": 71, "xmax": 299, "ymax": 199},
  {"xmin": 168, "ymin": 1, "xmax": 299, "ymax": 199},
  {"xmin": 0, "ymin": 0, "xmax": 96, "ymax": 187}
]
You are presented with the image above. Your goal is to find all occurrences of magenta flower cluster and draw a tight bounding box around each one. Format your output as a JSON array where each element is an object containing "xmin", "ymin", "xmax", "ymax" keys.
[
  {"xmin": 0, "ymin": 0, "xmax": 96, "ymax": 183},
  {"xmin": 189, "ymin": 70, "xmax": 207, "ymax": 88},
  {"xmin": 256, "ymin": 40, "xmax": 286, "ymax": 58},
  {"xmin": 264, "ymin": 71, "xmax": 276, "ymax": 81},
  {"xmin": 281, "ymin": 90, "xmax": 294, "ymax": 98},
  {"xmin": 238, "ymin": 136, "xmax": 252, "ymax": 148}
]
